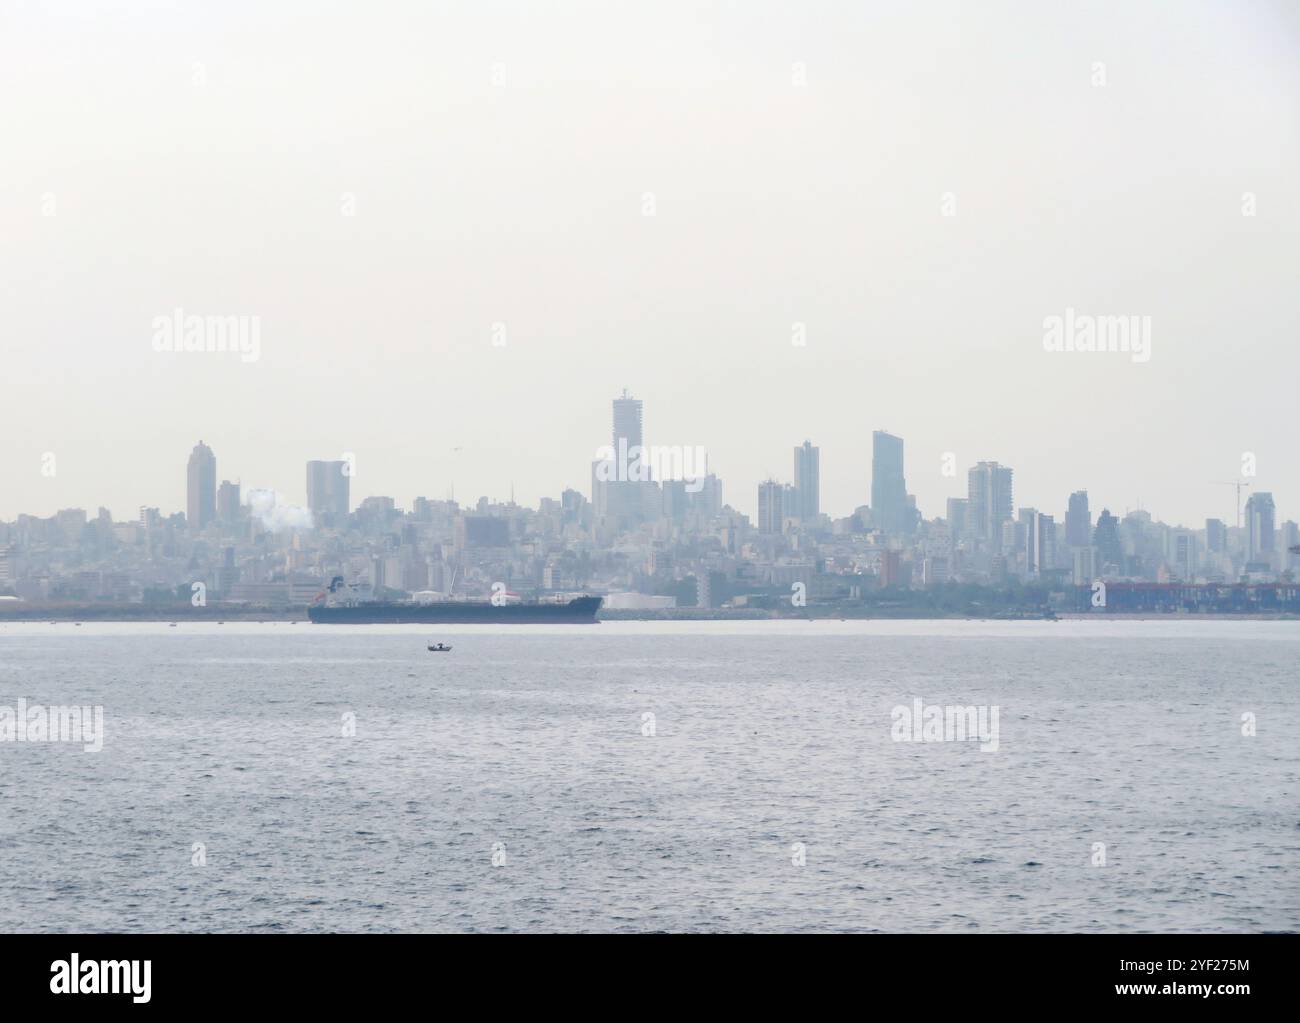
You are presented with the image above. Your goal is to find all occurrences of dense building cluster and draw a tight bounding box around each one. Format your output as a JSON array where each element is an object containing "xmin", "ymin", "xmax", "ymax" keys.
[{"xmin": 1, "ymin": 394, "xmax": 1296, "ymax": 612}]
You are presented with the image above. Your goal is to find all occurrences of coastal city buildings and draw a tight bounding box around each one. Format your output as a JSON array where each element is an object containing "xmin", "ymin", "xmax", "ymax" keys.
[{"xmin": 1, "ymin": 392, "xmax": 1296, "ymax": 613}]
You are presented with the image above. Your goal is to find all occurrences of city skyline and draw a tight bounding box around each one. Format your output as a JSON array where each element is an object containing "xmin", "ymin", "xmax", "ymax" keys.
[
  {"xmin": 5, "ymin": 387, "xmax": 1294, "ymax": 613},
  {"xmin": 5, "ymin": 390, "xmax": 1291, "ymax": 534}
]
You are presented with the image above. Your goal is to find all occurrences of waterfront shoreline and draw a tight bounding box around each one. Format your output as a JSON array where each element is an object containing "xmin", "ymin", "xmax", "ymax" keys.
[{"xmin": 2, "ymin": 607, "xmax": 1296, "ymax": 624}]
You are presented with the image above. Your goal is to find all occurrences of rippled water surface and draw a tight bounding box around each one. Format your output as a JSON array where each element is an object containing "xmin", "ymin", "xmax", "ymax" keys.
[{"xmin": 0, "ymin": 619, "xmax": 1296, "ymax": 932}]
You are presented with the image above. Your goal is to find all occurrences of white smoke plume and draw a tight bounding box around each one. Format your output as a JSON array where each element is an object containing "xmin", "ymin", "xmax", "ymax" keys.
[{"xmin": 244, "ymin": 488, "xmax": 313, "ymax": 532}]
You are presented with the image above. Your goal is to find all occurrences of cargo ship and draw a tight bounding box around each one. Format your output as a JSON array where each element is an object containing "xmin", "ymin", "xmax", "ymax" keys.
[{"xmin": 306, "ymin": 577, "xmax": 602, "ymax": 624}]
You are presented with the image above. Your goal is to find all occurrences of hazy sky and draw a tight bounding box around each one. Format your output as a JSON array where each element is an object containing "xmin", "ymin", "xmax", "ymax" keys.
[{"xmin": 3, "ymin": 1, "xmax": 1298, "ymax": 527}]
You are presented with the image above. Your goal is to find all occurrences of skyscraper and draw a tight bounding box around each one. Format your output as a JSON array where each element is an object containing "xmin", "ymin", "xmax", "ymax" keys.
[
  {"xmin": 793, "ymin": 440, "xmax": 819, "ymax": 521},
  {"xmin": 217, "ymin": 480, "xmax": 241, "ymax": 524},
  {"xmin": 1018, "ymin": 507, "xmax": 1038, "ymax": 575},
  {"xmin": 604, "ymin": 389, "xmax": 650, "ymax": 527},
  {"xmin": 612, "ymin": 388, "xmax": 643, "ymax": 457},
  {"xmin": 781, "ymin": 483, "xmax": 800, "ymax": 522},
  {"xmin": 692, "ymin": 474, "xmax": 723, "ymax": 518},
  {"xmin": 757, "ymin": 480, "xmax": 782, "ymax": 534},
  {"xmin": 187, "ymin": 441, "xmax": 216, "ymax": 530},
  {"xmin": 1093, "ymin": 509, "xmax": 1124, "ymax": 574},
  {"xmin": 1066, "ymin": 490, "xmax": 1091, "ymax": 548},
  {"xmin": 306, "ymin": 460, "xmax": 350, "ymax": 528},
  {"xmin": 1245, "ymin": 492, "xmax": 1275, "ymax": 562},
  {"xmin": 946, "ymin": 497, "xmax": 969, "ymax": 540},
  {"xmin": 871, "ymin": 431, "xmax": 909, "ymax": 536},
  {"xmin": 1036, "ymin": 512, "xmax": 1056, "ymax": 575},
  {"xmin": 1173, "ymin": 532, "xmax": 1198, "ymax": 580},
  {"xmin": 967, "ymin": 461, "xmax": 1013, "ymax": 546}
]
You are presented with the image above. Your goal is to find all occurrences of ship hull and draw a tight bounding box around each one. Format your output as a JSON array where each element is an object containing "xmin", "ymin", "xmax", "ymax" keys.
[{"xmin": 307, "ymin": 596, "xmax": 602, "ymax": 625}]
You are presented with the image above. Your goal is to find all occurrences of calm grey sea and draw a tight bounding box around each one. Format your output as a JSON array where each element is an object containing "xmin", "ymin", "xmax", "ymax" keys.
[{"xmin": 0, "ymin": 619, "xmax": 1296, "ymax": 933}]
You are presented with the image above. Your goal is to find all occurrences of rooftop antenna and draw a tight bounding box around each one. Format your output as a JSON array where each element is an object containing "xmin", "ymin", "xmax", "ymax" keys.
[{"xmin": 1210, "ymin": 481, "xmax": 1252, "ymax": 529}]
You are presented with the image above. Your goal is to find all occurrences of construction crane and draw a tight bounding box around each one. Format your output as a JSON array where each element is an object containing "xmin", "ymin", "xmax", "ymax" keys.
[{"xmin": 1210, "ymin": 480, "xmax": 1252, "ymax": 529}]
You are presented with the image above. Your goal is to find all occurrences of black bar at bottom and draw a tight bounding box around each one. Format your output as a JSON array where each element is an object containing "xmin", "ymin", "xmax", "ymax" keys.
[{"xmin": 0, "ymin": 933, "xmax": 1287, "ymax": 1010}]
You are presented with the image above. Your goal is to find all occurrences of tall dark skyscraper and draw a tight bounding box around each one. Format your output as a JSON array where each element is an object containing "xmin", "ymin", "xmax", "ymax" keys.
[
  {"xmin": 967, "ymin": 461, "xmax": 1013, "ymax": 546},
  {"xmin": 793, "ymin": 440, "xmax": 819, "ymax": 521},
  {"xmin": 1066, "ymin": 490, "xmax": 1091, "ymax": 548},
  {"xmin": 306, "ymin": 460, "xmax": 350, "ymax": 528},
  {"xmin": 871, "ymin": 431, "xmax": 908, "ymax": 536},
  {"xmin": 186, "ymin": 441, "xmax": 216, "ymax": 530}
]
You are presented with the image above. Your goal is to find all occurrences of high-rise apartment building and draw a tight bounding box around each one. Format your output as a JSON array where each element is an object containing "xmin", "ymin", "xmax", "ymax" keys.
[
  {"xmin": 757, "ymin": 480, "xmax": 783, "ymax": 534},
  {"xmin": 967, "ymin": 461, "xmax": 1013, "ymax": 546},
  {"xmin": 1245, "ymin": 492, "xmax": 1275, "ymax": 562},
  {"xmin": 1036, "ymin": 513, "xmax": 1056, "ymax": 575},
  {"xmin": 612, "ymin": 388, "xmax": 643, "ymax": 456},
  {"xmin": 306, "ymin": 460, "xmax": 350, "ymax": 528},
  {"xmin": 1093, "ymin": 509, "xmax": 1124, "ymax": 574},
  {"xmin": 871, "ymin": 431, "xmax": 909, "ymax": 536},
  {"xmin": 187, "ymin": 441, "xmax": 216, "ymax": 530},
  {"xmin": 1173, "ymin": 531, "xmax": 1198, "ymax": 580},
  {"xmin": 1205, "ymin": 518, "xmax": 1227, "ymax": 554},
  {"xmin": 1018, "ymin": 507, "xmax": 1038, "ymax": 575},
  {"xmin": 602, "ymin": 389, "xmax": 652, "ymax": 527},
  {"xmin": 217, "ymin": 480, "xmax": 241, "ymax": 524},
  {"xmin": 1066, "ymin": 490, "xmax": 1091, "ymax": 548},
  {"xmin": 793, "ymin": 440, "xmax": 820, "ymax": 522},
  {"xmin": 946, "ymin": 497, "xmax": 969, "ymax": 541}
]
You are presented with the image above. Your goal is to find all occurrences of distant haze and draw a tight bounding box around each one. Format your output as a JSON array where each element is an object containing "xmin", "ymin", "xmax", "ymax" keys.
[{"xmin": 3, "ymin": 1, "xmax": 1298, "ymax": 526}]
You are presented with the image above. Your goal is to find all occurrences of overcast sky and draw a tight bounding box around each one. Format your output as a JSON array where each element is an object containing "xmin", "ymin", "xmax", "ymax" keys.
[{"xmin": 3, "ymin": 0, "xmax": 1298, "ymax": 527}]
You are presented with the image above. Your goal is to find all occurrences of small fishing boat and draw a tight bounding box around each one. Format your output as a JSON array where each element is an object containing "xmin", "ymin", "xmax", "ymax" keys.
[{"xmin": 427, "ymin": 642, "xmax": 452, "ymax": 652}]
